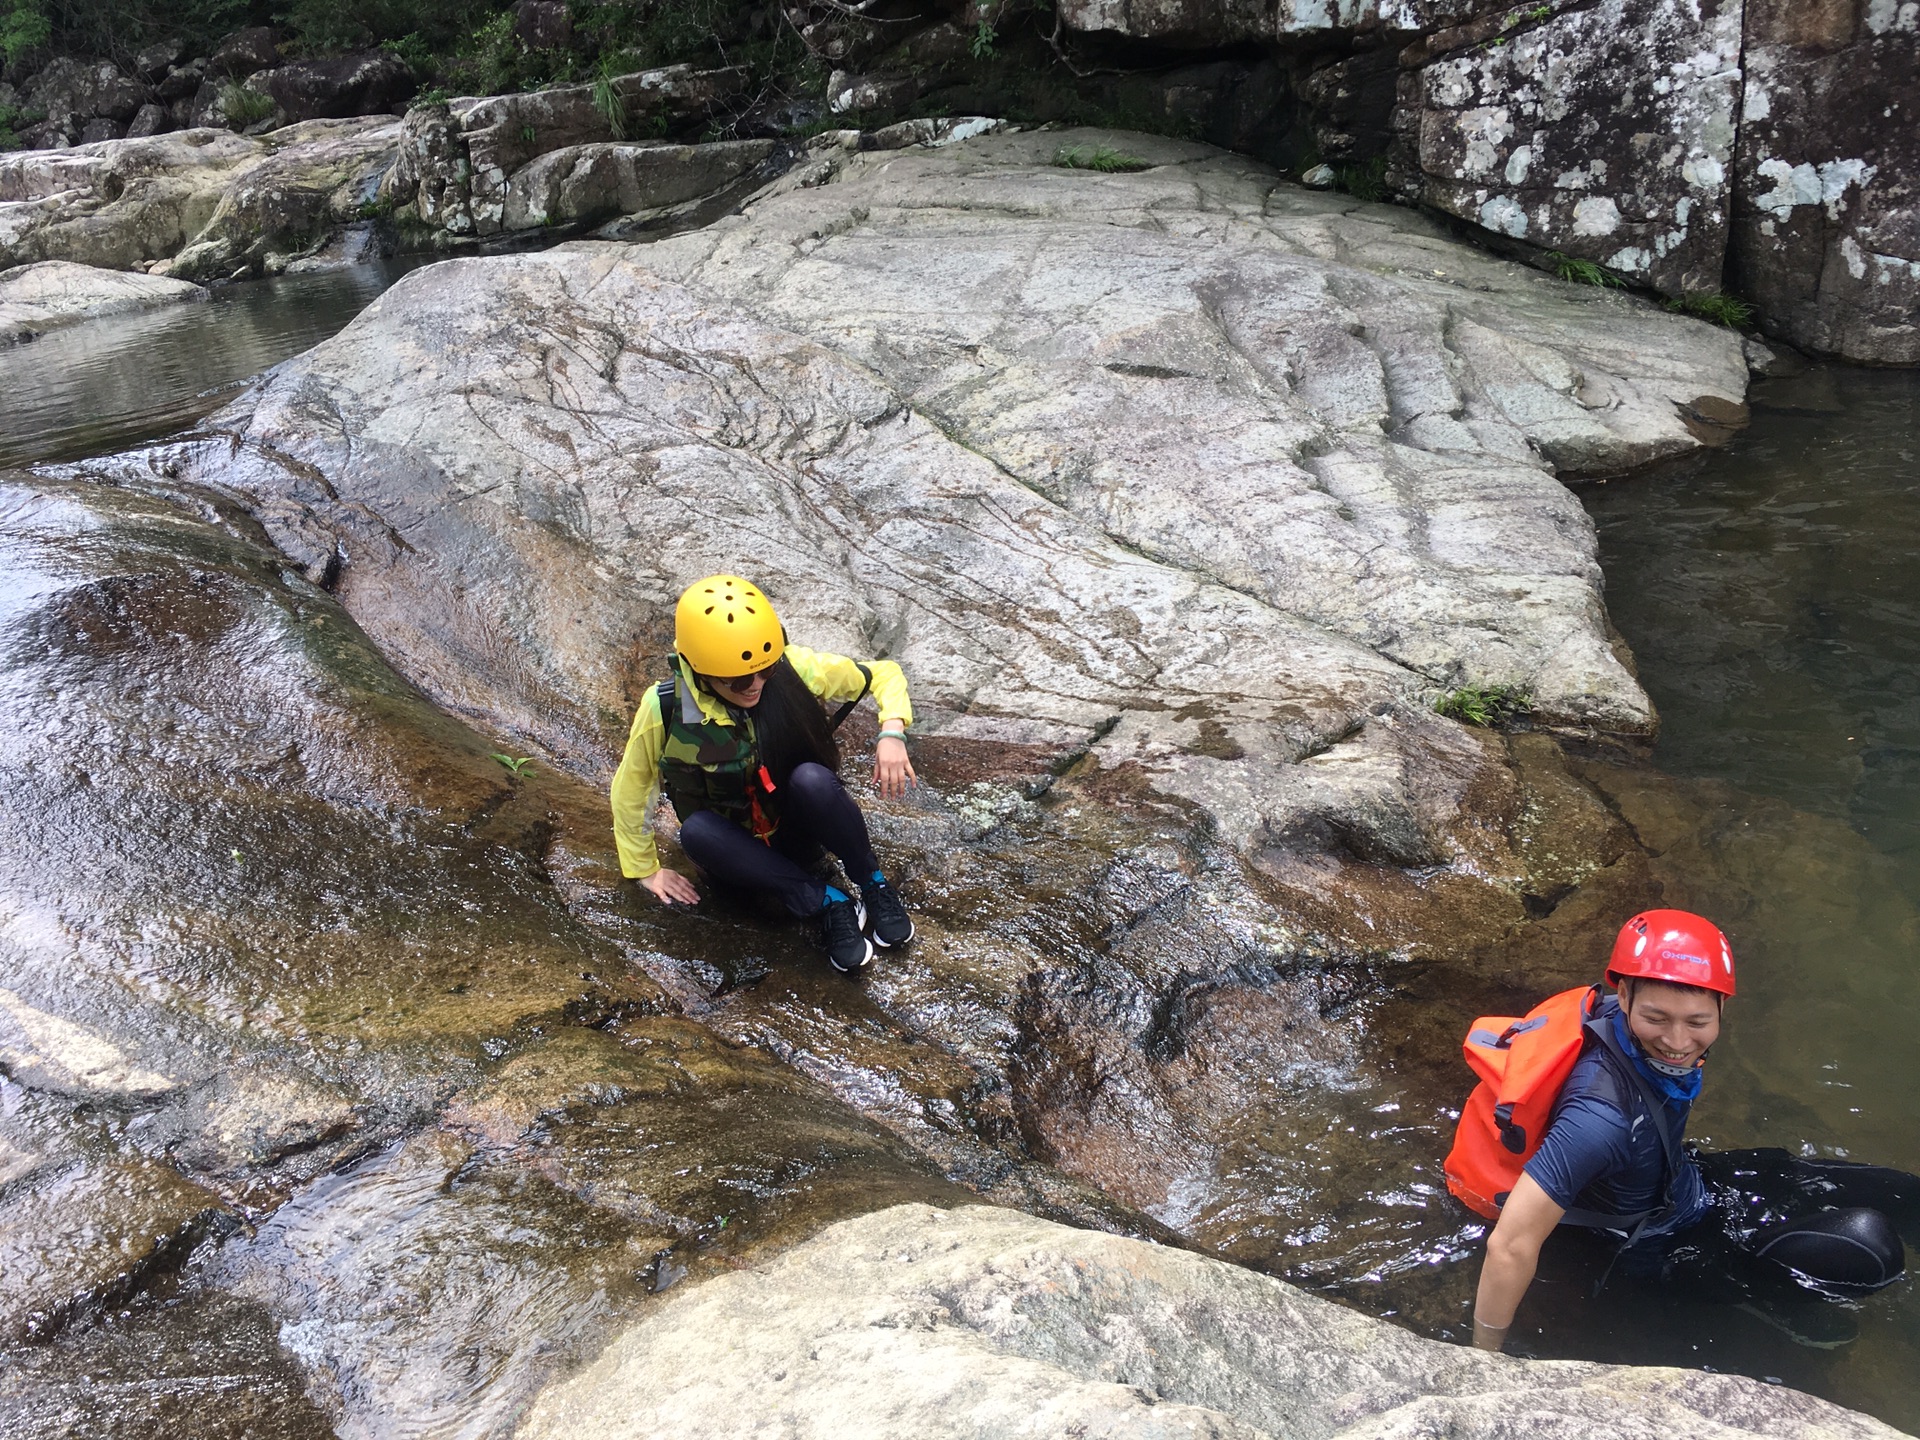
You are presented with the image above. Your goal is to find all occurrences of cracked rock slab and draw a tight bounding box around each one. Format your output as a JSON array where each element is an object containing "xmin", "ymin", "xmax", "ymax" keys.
[
  {"xmin": 101, "ymin": 126, "xmax": 1745, "ymax": 863},
  {"xmin": 518, "ymin": 1202, "xmax": 1907, "ymax": 1440}
]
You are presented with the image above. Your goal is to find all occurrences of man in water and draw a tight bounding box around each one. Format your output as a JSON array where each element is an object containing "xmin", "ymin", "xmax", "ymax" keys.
[{"xmin": 1469, "ymin": 910, "xmax": 1915, "ymax": 1351}]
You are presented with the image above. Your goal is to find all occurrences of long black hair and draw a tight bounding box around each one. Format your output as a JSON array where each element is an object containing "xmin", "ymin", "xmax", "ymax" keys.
[{"xmin": 736, "ymin": 657, "xmax": 840, "ymax": 784}]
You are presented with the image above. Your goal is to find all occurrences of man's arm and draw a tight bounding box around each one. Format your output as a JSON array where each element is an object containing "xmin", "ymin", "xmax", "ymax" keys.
[{"xmin": 1472, "ymin": 1172, "xmax": 1565, "ymax": 1350}]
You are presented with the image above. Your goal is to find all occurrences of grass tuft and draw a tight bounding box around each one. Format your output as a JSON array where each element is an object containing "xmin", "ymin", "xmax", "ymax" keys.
[
  {"xmin": 1546, "ymin": 251, "xmax": 1622, "ymax": 287},
  {"xmin": 1666, "ymin": 292, "xmax": 1755, "ymax": 328},
  {"xmin": 1053, "ymin": 144, "xmax": 1154, "ymax": 173},
  {"xmin": 219, "ymin": 80, "xmax": 277, "ymax": 128},
  {"xmin": 1435, "ymin": 683, "xmax": 1533, "ymax": 728},
  {"xmin": 1334, "ymin": 155, "xmax": 1390, "ymax": 202},
  {"xmin": 491, "ymin": 753, "xmax": 535, "ymax": 777}
]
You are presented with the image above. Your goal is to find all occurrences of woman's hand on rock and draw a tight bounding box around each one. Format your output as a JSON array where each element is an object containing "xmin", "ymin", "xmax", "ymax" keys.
[
  {"xmin": 874, "ymin": 734, "xmax": 916, "ymax": 799},
  {"xmin": 642, "ymin": 868, "xmax": 700, "ymax": 906}
]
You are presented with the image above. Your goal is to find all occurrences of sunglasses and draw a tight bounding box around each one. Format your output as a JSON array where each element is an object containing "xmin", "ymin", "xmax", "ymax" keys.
[{"xmin": 705, "ymin": 668, "xmax": 770, "ymax": 693}]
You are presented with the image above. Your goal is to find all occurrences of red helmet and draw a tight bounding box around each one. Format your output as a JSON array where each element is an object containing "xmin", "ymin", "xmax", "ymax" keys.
[{"xmin": 1607, "ymin": 909, "xmax": 1736, "ymax": 997}]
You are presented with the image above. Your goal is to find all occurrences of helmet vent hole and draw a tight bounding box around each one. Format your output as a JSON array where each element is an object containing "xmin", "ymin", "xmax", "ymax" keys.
[
  {"xmin": 762, "ymin": 642, "xmax": 771, "ymax": 652},
  {"xmin": 727, "ymin": 612, "xmax": 735, "ymax": 623},
  {"xmin": 704, "ymin": 606, "xmax": 714, "ymax": 615},
  {"xmin": 740, "ymin": 650, "xmax": 752, "ymax": 661}
]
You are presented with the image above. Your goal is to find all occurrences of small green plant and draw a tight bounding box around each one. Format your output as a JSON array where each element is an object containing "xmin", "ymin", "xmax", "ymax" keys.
[
  {"xmin": 1053, "ymin": 144, "xmax": 1153, "ymax": 173},
  {"xmin": 380, "ymin": 31, "xmax": 434, "ymax": 74},
  {"xmin": 1334, "ymin": 155, "xmax": 1390, "ymax": 202},
  {"xmin": 492, "ymin": 753, "xmax": 535, "ymax": 777},
  {"xmin": 229, "ymin": 848, "xmax": 246, "ymax": 866},
  {"xmin": 1436, "ymin": 683, "xmax": 1533, "ymax": 728},
  {"xmin": 1528, "ymin": 4, "xmax": 1554, "ymax": 17},
  {"xmin": 1546, "ymin": 250, "xmax": 1623, "ymax": 287},
  {"xmin": 1667, "ymin": 292, "xmax": 1754, "ymax": 328},
  {"xmin": 219, "ymin": 80, "xmax": 276, "ymax": 128},
  {"xmin": 355, "ymin": 194, "xmax": 396, "ymax": 220},
  {"xmin": 408, "ymin": 87, "xmax": 450, "ymax": 112},
  {"xmin": 592, "ymin": 61, "xmax": 630, "ymax": 141},
  {"xmin": 0, "ymin": 104, "xmax": 20, "ymax": 150},
  {"xmin": 519, "ymin": 121, "xmax": 537, "ymax": 144},
  {"xmin": 970, "ymin": 19, "xmax": 996, "ymax": 58}
]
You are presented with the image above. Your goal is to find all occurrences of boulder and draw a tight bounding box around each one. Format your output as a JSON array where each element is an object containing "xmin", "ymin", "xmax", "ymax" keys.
[
  {"xmin": 825, "ymin": 69, "xmax": 925, "ymax": 115},
  {"xmin": 124, "ymin": 102, "xmax": 170, "ymax": 139},
  {"xmin": 1731, "ymin": 0, "xmax": 1920, "ymax": 364},
  {"xmin": 154, "ymin": 116, "xmax": 402, "ymax": 280},
  {"xmin": 520, "ymin": 1203, "xmax": 1907, "ymax": 1440},
  {"xmin": 1055, "ymin": 0, "xmax": 1475, "ymax": 45},
  {"xmin": 499, "ymin": 138, "xmax": 774, "ymax": 230},
  {"xmin": 152, "ymin": 61, "xmax": 205, "ymax": 103},
  {"xmin": 209, "ymin": 27, "xmax": 281, "ymax": 78},
  {"xmin": 457, "ymin": 64, "xmax": 748, "ymax": 233},
  {"xmin": 19, "ymin": 57, "xmax": 148, "ymax": 127},
  {"xmin": 137, "ymin": 130, "xmax": 1747, "ymax": 841},
  {"xmin": 379, "ymin": 102, "xmax": 473, "ymax": 233},
  {"xmin": 0, "ymin": 129, "xmax": 263, "ymax": 271},
  {"xmin": 1394, "ymin": 0, "xmax": 1743, "ymax": 298},
  {"xmin": 133, "ymin": 40, "xmax": 187, "ymax": 83},
  {"xmin": 0, "ymin": 258, "xmax": 205, "ymax": 344},
  {"xmin": 76, "ymin": 117, "xmax": 122, "ymax": 144},
  {"xmin": 244, "ymin": 51, "xmax": 416, "ymax": 126},
  {"xmin": 514, "ymin": 0, "xmax": 576, "ymax": 49}
]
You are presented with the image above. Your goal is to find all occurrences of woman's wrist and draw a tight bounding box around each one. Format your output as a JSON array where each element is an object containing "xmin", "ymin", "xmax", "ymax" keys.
[{"xmin": 877, "ymin": 726, "xmax": 907, "ymax": 743}]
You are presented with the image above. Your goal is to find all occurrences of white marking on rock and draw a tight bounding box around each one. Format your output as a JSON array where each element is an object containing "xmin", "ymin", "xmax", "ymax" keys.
[
  {"xmin": 1572, "ymin": 196, "xmax": 1621, "ymax": 237},
  {"xmin": 1479, "ymin": 194, "xmax": 1529, "ymax": 237}
]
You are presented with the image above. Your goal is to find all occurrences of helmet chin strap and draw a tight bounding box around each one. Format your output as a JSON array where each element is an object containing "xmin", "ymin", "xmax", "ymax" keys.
[{"xmin": 1642, "ymin": 1050, "xmax": 1701, "ymax": 1079}]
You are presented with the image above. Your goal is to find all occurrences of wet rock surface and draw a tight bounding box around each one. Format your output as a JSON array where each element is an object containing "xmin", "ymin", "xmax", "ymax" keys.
[
  {"xmin": 0, "ymin": 116, "xmax": 1908, "ymax": 1440},
  {"xmin": 521, "ymin": 1202, "xmax": 1908, "ymax": 1440},
  {"xmin": 0, "ymin": 259, "xmax": 204, "ymax": 343}
]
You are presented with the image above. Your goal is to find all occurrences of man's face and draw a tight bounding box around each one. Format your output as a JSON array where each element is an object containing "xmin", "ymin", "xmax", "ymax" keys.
[{"xmin": 1623, "ymin": 979, "xmax": 1723, "ymax": 1070}]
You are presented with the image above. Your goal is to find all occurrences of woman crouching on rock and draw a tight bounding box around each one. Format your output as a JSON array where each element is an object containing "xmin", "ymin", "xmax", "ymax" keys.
[{"xmin": 611, "ymin": 575, "xmax": 917, "ymax": 974}]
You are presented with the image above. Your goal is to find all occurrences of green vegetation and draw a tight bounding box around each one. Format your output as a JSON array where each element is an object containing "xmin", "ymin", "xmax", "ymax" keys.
[
  {"xmin": 1053, "ymin": 144, "xmax": 1153, "ymax": 173},
  {"xmin": 970, "ymin": 20, "xmax": 996, "ymax": 59},
  {"xmin": 0, "ymin": 104, "xmax": 21, "ymax": 148},
  {"xmin": 1667, "ymin": 291, "xmax": 1754, "ymax": 328},
  {"xmin": 591, "ymin": 59, "xmax": 628, "ymax": 140},
  {"xmin": 491, "ymin": 753, "xmax": 535, "ymax": 777},
  {"xmin": 219, "ymin": 78, "xmax": 276, "ymax": 125},
  {"xmin": 1546, "ymin": 250, "xmax": 1623, "ymax": 287},
  {"xmin": 1334, "ymin": 156, "xmax": 1390, "ymax": 202},
  {"xmin": 1435, "ymin": 683, "xmax": 1533, "ymax": 728},
  {"xmin": 2, "ymin": 0, "xmax": 49, "ymax": 67},
  {"xmin": 407, "ymin": 86, "xmax": 449, "ymax": 111}
]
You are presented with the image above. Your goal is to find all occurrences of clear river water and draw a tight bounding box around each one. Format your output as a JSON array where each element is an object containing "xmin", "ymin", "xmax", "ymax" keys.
[{"xmin": 3, "ymin": 275, "xmax": 1917, "ymax": 1432}]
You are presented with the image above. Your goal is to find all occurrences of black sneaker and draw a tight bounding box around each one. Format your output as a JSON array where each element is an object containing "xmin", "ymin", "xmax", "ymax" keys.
[
  {"xmin": 862, "ymin": 878, "xmax": 915, "ymax": 949},
  {"xmin": 822, "ymin": 894, "xmax": 873, "ymax": 974}
]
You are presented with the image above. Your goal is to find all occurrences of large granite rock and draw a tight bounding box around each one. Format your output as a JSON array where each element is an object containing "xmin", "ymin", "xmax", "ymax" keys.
[
  {"xmin": 0, "ymin": 130, "xmax": 260, "ymax": 271},
  {"xmin": 242, "ymin": 51, "xmax": 416, "ymax": 127},
  {"xmin": 500, "ymin": 138, "xmax": 775, "ymax": 230},
  {"xmin": 18, "ymin": 57, "xmax": 148, "ymax": 130},
  {"xmin": 1731, "ymin": 0, "xmax": 1920, "ymax": 364},
  {"xmin": 455, "ymin": 64, "xmax": 749, "ymax": 234},
  {"xmin": 1394, "ymin": 0, "xmax": 1742, "ymax": 298},
  {"xmin": 0, "ymin": 258, "xmax": 204, "ymax": 343},
  {"xmin": 521, "ymin": 1202, "xmax": 1907, "ymax": 1440}
]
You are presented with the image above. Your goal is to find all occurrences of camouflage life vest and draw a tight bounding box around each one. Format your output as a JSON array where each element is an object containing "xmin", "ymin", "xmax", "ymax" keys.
[{"xmin": 655, "ymin": 675, "xmax": 777, "ymax": 837}]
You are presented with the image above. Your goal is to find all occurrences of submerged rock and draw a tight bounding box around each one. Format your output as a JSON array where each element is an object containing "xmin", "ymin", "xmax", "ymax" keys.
[
  {"xmin": 0, "ymin": 259, "xmax": 204, "ymax": 344},
  {"xmin": 521, "ymin": 1202, "xmax": 1908, "ymax": 1440}
]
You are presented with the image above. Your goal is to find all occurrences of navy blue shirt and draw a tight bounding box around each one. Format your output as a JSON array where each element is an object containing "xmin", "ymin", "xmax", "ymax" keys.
[{"xmin": 1522, "ymin": 999, "xmax": 1708, "ymax": 1242}]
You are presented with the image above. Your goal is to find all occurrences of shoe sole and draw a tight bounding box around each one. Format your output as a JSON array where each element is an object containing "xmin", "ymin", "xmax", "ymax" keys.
[{"xmin": 871, "ymin": 917, "xmax": 916, "ymax": 949}]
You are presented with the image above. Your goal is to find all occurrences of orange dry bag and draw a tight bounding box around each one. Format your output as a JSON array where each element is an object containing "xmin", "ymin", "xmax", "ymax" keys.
[{"xmin": 1444, "ymin": 985, "xmax": 1600, "ymax": 1219}]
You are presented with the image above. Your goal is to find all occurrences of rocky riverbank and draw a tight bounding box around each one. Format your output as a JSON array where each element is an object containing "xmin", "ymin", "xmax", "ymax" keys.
[
  {"xmin": 12, "ymin": 127, "xmax": 1912, "ymax": 1436},
  {"xmin": 3, "ymin": 2, "xmax": 1914, "ymax": 362}
]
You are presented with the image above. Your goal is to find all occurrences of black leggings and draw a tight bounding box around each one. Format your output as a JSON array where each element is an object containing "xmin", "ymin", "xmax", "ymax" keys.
[
  {"xmin": 1613, "ymin": 1148, "xmax": 1916, "ymax": 1299},
  {"xmin": 676, "ymin": 762, "xmax": 880, "ymax": 917}
]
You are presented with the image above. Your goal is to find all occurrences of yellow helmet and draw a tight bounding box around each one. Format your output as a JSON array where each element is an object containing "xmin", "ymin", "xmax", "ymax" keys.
[{"xmin": 674, "ymin": 574, "xmax": 785, "ymax": 677}]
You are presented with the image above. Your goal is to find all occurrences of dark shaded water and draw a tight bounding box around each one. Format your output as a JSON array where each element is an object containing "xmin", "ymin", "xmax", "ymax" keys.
[{"xmin": 0, "ymin": 259, "xmax": 437, "ymax": 470}]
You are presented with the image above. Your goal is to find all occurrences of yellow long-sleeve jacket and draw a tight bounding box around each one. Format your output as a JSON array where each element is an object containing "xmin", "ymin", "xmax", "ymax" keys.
[{"xmin": 610, "ymin": 645, "xmax": 913, "ymax": 880}]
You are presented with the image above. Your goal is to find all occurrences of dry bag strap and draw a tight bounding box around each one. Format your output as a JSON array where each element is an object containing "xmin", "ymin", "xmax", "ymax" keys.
[{"xmin": 828, "ymin": 663, "xmax": 872, "ymax": 732}]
